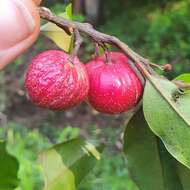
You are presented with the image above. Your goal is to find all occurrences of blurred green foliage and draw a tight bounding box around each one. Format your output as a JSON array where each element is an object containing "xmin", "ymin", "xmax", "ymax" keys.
[
  {"xmin": 79, "ymin": 126, "xmax": 138, "ymax": 190},
  {"xmin": 0, "ymin": 123, "xmax": 80, "ymax": 190},
  {"xmin": 80, "ymin": 151, "xmax": 137, "ymax": 190},
  {"xmin": 0, "ymin": 123, "xmax": 137, "ymax": 190},
  {"xmin": 101, "ymin": 0, "xmax": 190, "ymax": 78}
]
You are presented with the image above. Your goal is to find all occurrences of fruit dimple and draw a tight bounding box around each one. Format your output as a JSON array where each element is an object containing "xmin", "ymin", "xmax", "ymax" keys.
[
  {"xmin": 86, "ymin": 52, "xmax": 143, "ymax": 114},
  {"xmin": 25, "ymin": 50, "xmax": 89, "ymax": 110}
]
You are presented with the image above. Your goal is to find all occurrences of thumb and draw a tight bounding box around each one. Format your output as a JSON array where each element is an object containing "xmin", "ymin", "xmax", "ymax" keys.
[
  {"xmin": 33, "ymin": 0, "xmax": 42, "ymax": 6},
  {"xmin": 0, "ymin": 0, "xmax": 40, "ymax": 70}
]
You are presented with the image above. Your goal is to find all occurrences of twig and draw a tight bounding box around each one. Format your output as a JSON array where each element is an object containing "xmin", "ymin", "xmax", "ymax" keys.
[
  {"xmin": 39, "ymin": 7, "xmax": 187, "ymax": 90},
  {"xmin": 173, "ymin": 80, "xmax": 190, "ymax": 90},
  {"xmin": 39, "ymin": 7, "xmax": 152, "ymax": 80}
]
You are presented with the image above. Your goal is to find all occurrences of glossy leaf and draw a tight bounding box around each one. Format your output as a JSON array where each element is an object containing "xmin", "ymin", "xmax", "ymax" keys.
[
  {"xmin": 124, "ymin": 109, "xmax": 190, "ymax": 190},
  {"xmin": 0, "ymin": 141, "xmax": 19, "ymax": 190},
  {"xmin": 124, "ymin": 109, "xmax": 164, "ymax": 190},
  {"xmin": 143, "ymin": 75, "xmax": 190, "ymax": 168},
  {"xmin": 39, "ymin": 138, "xmax": 103, "ymax": 190},
  {"xmin": 40, "ymin": 13, "xmax": 72, "ymax": 52},
  {"xmin": 175, "ymin": 73, "xmax": 190, "ymax": 83}
]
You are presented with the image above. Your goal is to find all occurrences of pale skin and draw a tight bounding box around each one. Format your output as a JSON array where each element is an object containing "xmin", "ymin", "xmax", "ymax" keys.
[{"xmin": 0, "ymin": 0, "xmax": 41, "ymax": 70}]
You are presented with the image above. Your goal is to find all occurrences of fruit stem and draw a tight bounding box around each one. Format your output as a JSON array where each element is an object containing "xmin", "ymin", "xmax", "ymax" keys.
[
  {"xmin": 68, "ymin": 28, "xmax": 82, "ymax": 64},
  {"xmin": 94, "ymin": 43, "xmax": 100, "ymax": 57},
  {"xmin": 104, "ymin": 50, "xmax": 112, "ymax": 64}
]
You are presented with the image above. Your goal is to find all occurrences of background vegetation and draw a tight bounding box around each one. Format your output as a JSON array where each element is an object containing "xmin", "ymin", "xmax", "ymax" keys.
[{"xmin": 0, "ymin": 0, "xmax": 190, "ymax": 189}]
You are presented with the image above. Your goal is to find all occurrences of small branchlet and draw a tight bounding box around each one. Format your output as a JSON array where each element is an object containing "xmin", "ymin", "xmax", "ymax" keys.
[
  {"xmin": 39, "ymin": 7, "xmax": 188, "ymax": 90},
  {"xmin": 162, "ymin": 64, "xmax": 173, "ymax": 72},
  {"xmin": 173, "ymin": 80, "xmax": 190, "ymax": 91}
]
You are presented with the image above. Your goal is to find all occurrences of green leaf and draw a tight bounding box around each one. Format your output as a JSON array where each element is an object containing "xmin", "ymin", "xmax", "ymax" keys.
[
  {"xmin": 65, "ymin": 3, "xmax": 72, "ymax": 20},
  {"xmin": 0, "ymin": 141, "xmax": 19, "ymax": 190},
  {"xmin": 157, "ymin": 141, "xmax": 183, "ymax": 190},
  {"xmin": 124, "ymin": 109, "xmax": 164, "ymax": 190},
  {"xmin": 40, "ymin": 13, "xmax": 72, "ymax": 52},
  {"xmin": 143, "ymin": 75, "xmax": 190, "ymax": 169},
  {"xmin": 176, "ymin": 162, "xmax": 190, "ymax": 190},
  {"xmin": 124, "ymin": 109, "xmax": 190, "ymax": 190},
  {"xmin": 175, "ymin": 73, "xmax": 190, "ymax": 83},
  {"xmin": 39, "ymin": 138, "xmax": 103, "ymax": 190}
]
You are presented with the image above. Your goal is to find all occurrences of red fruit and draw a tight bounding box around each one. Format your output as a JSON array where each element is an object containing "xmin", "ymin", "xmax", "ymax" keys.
[
  {"xmin": 86, "ymin": 52, "xmax": 143, "ymax": 114},
  {"xmin": 25, "ymin": 50, "xmax": 89, "ymax": 110}
]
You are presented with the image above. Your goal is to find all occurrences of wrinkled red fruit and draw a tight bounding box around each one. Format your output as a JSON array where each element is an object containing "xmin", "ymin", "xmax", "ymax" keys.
[
  {"xmin": 86, "ymin": 52, "xmax": 143, "ymax": 114},
  {"xmin": 25, "ymin": 50, "xmax": 89, "ymax": 110}
]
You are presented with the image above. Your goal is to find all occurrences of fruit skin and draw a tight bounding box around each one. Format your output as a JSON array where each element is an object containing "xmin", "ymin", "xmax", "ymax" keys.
[
  {"xmin": 86, "ymin": 52, "xmax": 143, "ymax": 114},
  {"xmin": 25, "ymin": 50, "xmax": 89, "ymax": 110},
  {"xmin": 0, "ymin": 0, "xmax": 40, "ymax": 70}
]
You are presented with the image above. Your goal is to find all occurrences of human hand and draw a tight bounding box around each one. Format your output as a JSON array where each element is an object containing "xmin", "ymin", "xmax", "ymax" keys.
[{"xmin": 0, "ymin": 0, "xmax": 41, "ymax": 70}]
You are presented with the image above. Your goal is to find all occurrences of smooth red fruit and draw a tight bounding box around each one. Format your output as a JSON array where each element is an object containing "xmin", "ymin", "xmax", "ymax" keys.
[
  {"xmin": 25, "ymin": 50, "xmax": 89, "ymax": 110},
  {"xmin": 86, "ymin": 52, "xmax": 143, "ymax": 114},
  {"xmin": 0, "ymin": 0, "xmax": 40, "ymax": 70}
]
